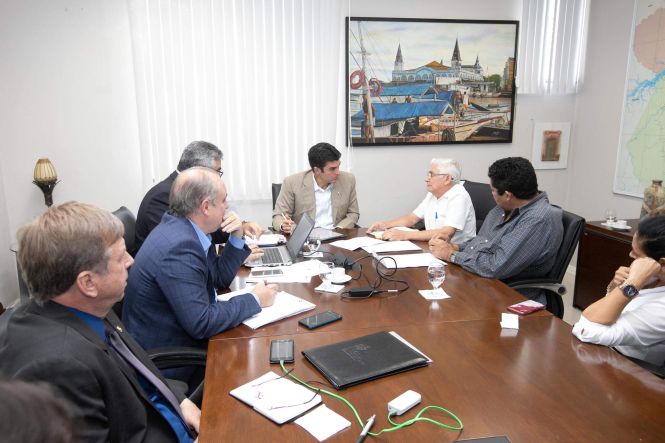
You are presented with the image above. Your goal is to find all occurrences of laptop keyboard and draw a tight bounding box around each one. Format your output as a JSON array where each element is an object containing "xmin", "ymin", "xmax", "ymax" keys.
[{"xmin": 262, "ymin": 247, "xmax": 284, "ymax": 264}]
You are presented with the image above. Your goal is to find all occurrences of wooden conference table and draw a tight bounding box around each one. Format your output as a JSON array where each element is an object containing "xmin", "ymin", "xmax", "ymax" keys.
[{"xmin": 199, "ymin": 229, "xmax": 665, "ymax": 442}]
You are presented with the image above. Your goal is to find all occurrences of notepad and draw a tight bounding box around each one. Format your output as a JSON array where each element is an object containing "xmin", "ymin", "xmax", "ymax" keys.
[
  {"xmin": 217, "ymin": 289, "xmax": 315, "ymax": 329},
  {"xmin": 230, "ymin": 371, "xmax": 322, "ymax": 424},
  {"xmin": 302, "ymin": 331, "xmax": 429, "ymax": 390}
]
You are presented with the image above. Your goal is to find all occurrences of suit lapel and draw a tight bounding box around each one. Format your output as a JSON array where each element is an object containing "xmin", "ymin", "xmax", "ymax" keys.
[{"xmin": 302, "ymin": 171, "xmax": 316, "ymax": 221}]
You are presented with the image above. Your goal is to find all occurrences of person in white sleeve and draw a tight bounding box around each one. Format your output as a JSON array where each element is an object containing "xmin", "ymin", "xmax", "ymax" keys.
[
  {"xmin": 367, "ymin": 158, "xmax": 476, "ymax": 243},
  {"xmin": 572, "ymin": 215, "xmax": 665, "ymax": 366}
]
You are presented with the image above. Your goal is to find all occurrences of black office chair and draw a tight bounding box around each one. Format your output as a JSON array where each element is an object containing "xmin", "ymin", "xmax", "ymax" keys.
[
  {"xmin": 148, "ymin": 347, "xmax": 207, "ymax": 406},
  {"xmin": 112, "ymin": 206, "xmax": 137, "ymax": 257},
  {"xmin": 622, "ymin": 353, "xmax": 665, "ymax": 379},
  {"xmin": 271, "ymin": 183, "xmax": 282, "ymax": 210},
  {"xmin": 506, "ymin": 209, "xmax": 585, "ymax": 318},
  {"xmin": 463, "ymin": 180, "xmax": 495, "ymax": 233}
]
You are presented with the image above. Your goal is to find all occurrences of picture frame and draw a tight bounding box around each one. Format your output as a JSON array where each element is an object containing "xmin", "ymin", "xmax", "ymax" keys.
[
  {"xmin": 531, "ymin": 122, "xmax": 571, "ymax": 170},
  {"xmin": 346, "ymin": 17, "xmax": 519, "ymax": 147}
]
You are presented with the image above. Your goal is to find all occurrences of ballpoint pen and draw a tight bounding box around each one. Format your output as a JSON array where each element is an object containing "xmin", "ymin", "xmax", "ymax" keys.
[{"xmin": 356, "ymin": 414, "xmax": 375, "ymax": 443}]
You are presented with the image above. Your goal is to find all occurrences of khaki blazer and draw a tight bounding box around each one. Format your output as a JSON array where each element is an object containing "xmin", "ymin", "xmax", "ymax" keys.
[{"xmin": 272, "ymin": 170, "xmax": 359, "ymax": 231}]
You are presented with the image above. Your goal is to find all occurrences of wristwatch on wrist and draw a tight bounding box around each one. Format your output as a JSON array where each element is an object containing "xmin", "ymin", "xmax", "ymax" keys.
[{"xmin": 618, "ymin": 281, "xmax": 639, "ymax": 298}]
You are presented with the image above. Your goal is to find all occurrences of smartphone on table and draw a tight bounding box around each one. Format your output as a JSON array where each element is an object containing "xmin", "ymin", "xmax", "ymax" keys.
[
  {"xmin": 269, "ymin": 339, "xmax": 294, "ymax": 364},
  {"xmin": 298, "ymin": 311, "xmax": 342, "ymax": 330}
]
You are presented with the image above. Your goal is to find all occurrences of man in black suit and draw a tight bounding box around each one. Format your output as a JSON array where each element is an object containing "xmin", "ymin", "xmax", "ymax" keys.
[
  {"xmin": 135, "ymin": 140, "xmax": 263, "ymax": 252},
  {"xmin": 0, "ymin": 202, "xmax": 200, "ymax": 442}
]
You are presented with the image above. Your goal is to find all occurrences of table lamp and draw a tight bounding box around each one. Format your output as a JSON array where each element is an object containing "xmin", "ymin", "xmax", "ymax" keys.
[{"xmin": 33, "ymin": 158, "xmax": 59, "ymax": 207}]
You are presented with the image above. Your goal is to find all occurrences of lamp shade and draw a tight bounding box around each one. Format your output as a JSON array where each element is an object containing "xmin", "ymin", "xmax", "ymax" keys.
[{"xmin": 33, "ymin": 158, "xmax": 57, "ymax": 183}]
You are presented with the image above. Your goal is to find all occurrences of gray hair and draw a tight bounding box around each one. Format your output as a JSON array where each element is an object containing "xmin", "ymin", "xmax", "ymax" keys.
[
  {"xmin": 177, "ymin": 141, "xmax": 223, "ymax": 171},
  {"xmin": 170, "ymin": 167, "xmax": 221, "ymax": 217},
  {"xmin": 431, "ymin": 158, "xmax": 461, "ymax": 183},
  {"xmin": 17, "ymin": 202, "xmax": 124, "ymax": 303}
]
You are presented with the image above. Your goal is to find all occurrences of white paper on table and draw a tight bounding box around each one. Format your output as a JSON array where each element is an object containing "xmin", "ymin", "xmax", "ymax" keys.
[
  {"xmin": 295, "ymin": 405, "xmax": 351, "ymax": 442},
  {"xmin": 331, "ymin": 236, "xmax": 384, "ymax": 251},
  {"xmin": 369, "ymin": 226, "xmax": 418, "ymax": 239},
  {"xmin": 419, "ymin": 289, "xmax": 451, "ymax": 300},
  {"xmin": 378, "ymin": 253, "xmax": 445, "ymax": 269},
  {"xmin": 314, "ymin": 283, "xmax": 343, "ymax": 293},
  {"xmin": 363, "ymin": 240, "xmax": 422, "ymax": 254},
  {"xmin": 500, "ymin": 313, "xmax": 519, "ymax": 330},
  {"xmin": 230, "ymin": 371, "xmax": 322, "ymax": 424},
  {"xmin": 244, "ymin": 292, "xmax": 315, "ymax": 329}
]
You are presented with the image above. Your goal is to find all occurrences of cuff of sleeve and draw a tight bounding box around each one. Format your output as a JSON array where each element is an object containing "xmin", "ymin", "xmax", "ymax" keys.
[
  {"xmin": 227, "ymin": 234, "xmax": 246, "ymax": 249},
  {"xmin": 249, "ymin": 292, "xmax": 261, "ymax": 306}
]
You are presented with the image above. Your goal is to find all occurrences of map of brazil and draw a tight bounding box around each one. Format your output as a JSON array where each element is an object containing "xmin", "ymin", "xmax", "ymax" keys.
[{"xmin": 615, "ymin": 0, "xmax": 665, "ymax": 196}]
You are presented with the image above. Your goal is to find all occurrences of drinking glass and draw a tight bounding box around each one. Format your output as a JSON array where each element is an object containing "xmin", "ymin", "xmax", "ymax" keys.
[
  {"xmin": 303, "ymin": 236, "xmax": 321, "ymax": 256},
  {"xmin": 604, "ymin": 209, "xmax": 617, "ymax": 224},
  {"xmin": 318, "ymin": 261, "xmax": 334, "ymax": 290},
  {"xmin": 427, "ymin": 262, "xmax": 446, "ymax": 295}
]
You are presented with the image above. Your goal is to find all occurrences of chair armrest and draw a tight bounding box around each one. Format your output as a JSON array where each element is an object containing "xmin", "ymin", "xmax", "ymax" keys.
[
  {"xmin": 148, "ymin": 347, "xmax": 207, "ymax": 370},
  {"xmin": 506, "ymin": 278, "xmax": 567, "ymax": 296}
]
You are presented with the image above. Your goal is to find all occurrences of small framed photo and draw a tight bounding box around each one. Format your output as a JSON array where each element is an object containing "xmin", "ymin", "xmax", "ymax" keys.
[{"xmin": 531, "ymin": 122, "xmax": 571, "ymax": 170}]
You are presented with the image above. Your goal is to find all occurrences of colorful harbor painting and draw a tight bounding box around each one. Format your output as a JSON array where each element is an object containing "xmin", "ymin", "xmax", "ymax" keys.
[{"xmin": 346, "ymin": 17, "xmax": 519, "ymax": 146}]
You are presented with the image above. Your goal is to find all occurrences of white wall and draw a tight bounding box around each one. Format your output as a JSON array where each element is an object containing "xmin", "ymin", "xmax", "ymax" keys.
[
  {"xmin": 0, "ymin": 0, "xmax": 142, "ymax": 307},
  {"xmin": 566, "ymin": 0, "xmax": 641, "ymax": 221},
  {"xmin": 0, "ymin": 0, "xmax": 643, "ymax": 307}
]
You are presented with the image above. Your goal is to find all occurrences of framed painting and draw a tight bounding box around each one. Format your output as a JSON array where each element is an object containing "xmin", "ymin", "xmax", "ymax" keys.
[
  {"xmin": 531, "ymin": 122, "xmax": 571, "ymax": 170},
  {"xmin": 346, "ymin": 17, "xmax": 519, "ymax": 146}
]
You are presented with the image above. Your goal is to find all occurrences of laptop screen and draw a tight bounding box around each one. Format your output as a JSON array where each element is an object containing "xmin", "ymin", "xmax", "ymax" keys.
[{"xmin": 286, "ymin": 213, "xmax": 315, "ymax": 259}]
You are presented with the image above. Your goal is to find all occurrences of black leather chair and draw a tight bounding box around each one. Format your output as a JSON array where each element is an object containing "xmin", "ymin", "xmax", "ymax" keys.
[
  {"xmin": 271, "ymin": 183, "xmax": 282, "ymax": 209},
  {"xmin": 112, "ymin": 206, "xmax": 137, "ymax": 257},
  {"xmin": 507, "ymin": 209, "xmax": 585, "ymax": 318},
  {"xmin": 462, "ymin": 180, "xmax": 495, "ymax": 233}
]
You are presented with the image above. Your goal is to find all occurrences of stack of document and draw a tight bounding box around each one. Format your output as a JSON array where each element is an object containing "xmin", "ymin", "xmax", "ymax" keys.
[
  {"xmin": 377, "ymin": 253, "xmax": 445, "ymax": 269},
  {"xmin": 330, "ymin": 236, "xmax": 383, "ymax": 251},
  {"xmin": 217, "ymin": 288, "xmax": 315, "ymax": 329},
  {"xmin": 362, "ymin": 240, "xmax": 422, "ymax": 254},
  {"xmin": 230, "ymin": 371, "xmax": 322, "ymax": 424}
]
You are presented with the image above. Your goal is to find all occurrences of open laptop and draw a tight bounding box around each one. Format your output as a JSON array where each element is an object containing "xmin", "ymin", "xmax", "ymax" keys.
[{"xmin": 250, "ymin": 213, "xmax": 315, "ymax": 267}]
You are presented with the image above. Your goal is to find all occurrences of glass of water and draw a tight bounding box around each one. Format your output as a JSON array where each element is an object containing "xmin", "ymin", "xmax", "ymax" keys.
[
  {"xmin": 427, "ymin": 262, "xmax": 446, "ymax": 295},
  {"xmin": 303, "ymin": 236, "xmax": 321, "ymax": 256},
  {"xmin": 318, "ymin": 261, "xmax": 334, "ymax": 290},
  {"xmin": 605, "ymin": 209, "xmax": 617, "ymax": 224}
]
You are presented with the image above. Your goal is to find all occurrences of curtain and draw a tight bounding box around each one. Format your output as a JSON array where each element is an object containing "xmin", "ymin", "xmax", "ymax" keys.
[
  {"xmin": 518, "ymin": 0, "xmax": 589, "ymax": 95},
  {"xmin": 128, "ymin": 0, "xmax": 348, "ymax": 200}
]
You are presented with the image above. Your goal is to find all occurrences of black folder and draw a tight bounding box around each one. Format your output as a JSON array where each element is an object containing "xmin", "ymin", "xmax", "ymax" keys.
[{"xmin": 301, "ymin": 331, "xmax": 429, "ymax": 390}]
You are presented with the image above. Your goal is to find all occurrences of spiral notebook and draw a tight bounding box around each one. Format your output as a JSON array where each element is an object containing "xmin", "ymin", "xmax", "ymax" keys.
[{"xmin": 302, "ymin": 331, "xmax": 429, "ymax": 390}]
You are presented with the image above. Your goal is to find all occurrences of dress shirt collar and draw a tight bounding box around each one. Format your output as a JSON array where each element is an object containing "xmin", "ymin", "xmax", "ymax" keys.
[
  {"xmin": 312, "ymin": 174, "xmax": 333, "ymax": 192},
  {"xmin": 65, "ymin": 306, "xmax": 106, "ymax": 342},
  {"xmin": 188, "ymin": 219, "xmax": 213, "ymax": 253}
]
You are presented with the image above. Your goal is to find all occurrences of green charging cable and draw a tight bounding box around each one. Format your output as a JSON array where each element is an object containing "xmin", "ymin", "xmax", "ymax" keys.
[{"xmin": 279, "ymin": 361, "xmax": 463, "ymax": 437}]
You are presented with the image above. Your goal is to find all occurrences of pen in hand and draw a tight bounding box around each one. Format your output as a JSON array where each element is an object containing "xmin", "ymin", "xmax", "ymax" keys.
[{"xmin": 356, "ymin": 414, "xmax": 375, "ymax": 443}]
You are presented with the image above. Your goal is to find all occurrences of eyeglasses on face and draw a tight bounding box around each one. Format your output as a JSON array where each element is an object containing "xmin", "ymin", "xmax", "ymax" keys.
[
  {"xmin": 426, "ymin": 171, "xmax": 448, "ymax": 178},
  {"xmin": 208, "ymin": 167, "xmax": 224, "ymax": 178}
]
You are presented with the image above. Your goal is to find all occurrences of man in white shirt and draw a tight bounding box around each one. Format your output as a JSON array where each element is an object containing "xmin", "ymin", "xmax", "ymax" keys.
[
  {"xmin": 272, "ymin": 143, "xmax": 359, "ymax": 233},
  {"xmin": 368, "ymin": 158, "xmax": 476, "ymax": 243}
]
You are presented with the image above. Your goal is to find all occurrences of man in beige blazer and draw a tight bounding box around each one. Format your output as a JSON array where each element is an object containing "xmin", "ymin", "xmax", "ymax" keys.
[{"xmin": 272, "ymin": 142, "xmax": 359, "ymax": 233}]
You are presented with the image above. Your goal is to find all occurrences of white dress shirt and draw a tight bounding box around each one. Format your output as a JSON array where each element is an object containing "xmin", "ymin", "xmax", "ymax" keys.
[
  {"xmin": 412, "ymin": 183, "xmax": 476, "ymax": 244},
  {"xmin": 572, "ymin": 285, "xmax": 665, "ymax": 365},
  {"xmin": 313, "ymin": 176, "xmax": 334, "ymax": 228}
]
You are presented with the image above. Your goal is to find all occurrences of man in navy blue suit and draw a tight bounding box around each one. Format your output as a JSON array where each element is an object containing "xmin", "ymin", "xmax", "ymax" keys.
[{"xmin": 123, "ymin": 167, "xmax": 277, "ymax": 381}]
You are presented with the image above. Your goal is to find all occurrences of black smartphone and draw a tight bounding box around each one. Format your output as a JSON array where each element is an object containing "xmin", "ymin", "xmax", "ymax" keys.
[
  {"xmin": 269, "ymin": 339, "xmax": 294, "ymax": 364},
  {"xmin": 298, "ymin": 311, "xmax": 342, "ymax": 330}
]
